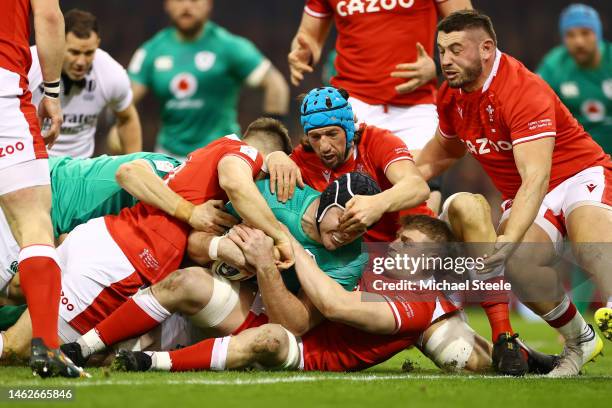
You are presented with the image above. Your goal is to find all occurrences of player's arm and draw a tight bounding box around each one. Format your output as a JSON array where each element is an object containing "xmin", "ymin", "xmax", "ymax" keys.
[
  {"xmin": 187, "ymin": 231, "xmax": 251, "ymax": 272},
  {"xmin": 436, "ymin": 0, "xmax": 473, "ymax": 18},
  {"xmin": 288, "ymin": 12, "xmax": 333, "ymax": 86},
  {"xmin": 416, "ymin": 129, "xmax": 466, "ymax": 181},
  {"xmin": 113, "ymin": 103, "xmax": 142, "ymax": 154},
  {"xmin": 229, "ymin": 225, "xmax": 322, "ymax": 336},
  {"xmin": 502, "ymin": 138, "xmax": 554, "ymax": 243},
  {"xmin": 218, "ymin": 156, "xmax": 294, "ymax": 268},
  {"xmin": 116, "ymin": 159, "xmax": 237, "ymax": 233},
  {"xmin": 31, "ymin": 0, "xmax": 64, "ymax": 146},
  {"xmin": 339, "ymin": 160, "xmax": 430, "ymax": 233},
  {"xmin": 291, "ymin": 233, "xmax": 397, "ymax": 334},
  {"xmin": 259, "ymin": 65, "xmax": 290, "ymax": 118}
]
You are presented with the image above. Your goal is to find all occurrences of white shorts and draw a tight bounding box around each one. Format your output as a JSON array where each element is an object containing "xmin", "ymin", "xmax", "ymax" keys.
[
  {"xmin": 0, "ymin": 94, "xmax": 48, "ymax": 194},
  {"xmin": 500, "ymin": 165, "xmax": 612, "ymax": 252},
  {"xmin": 0, "ymin": 158, "xmax": 50, "ymax": 196},
  {"xmin": 57, "ymin": 217, "xmax": 143, "ymax": 339},
  {"xmin": 348, "ymin": 96, "xmax": 438, "ymax": 151}
]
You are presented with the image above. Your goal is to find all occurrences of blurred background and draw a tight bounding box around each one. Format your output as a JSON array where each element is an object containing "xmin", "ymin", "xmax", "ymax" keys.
[{"xmin": 59, "ymin": 0, "xmax": 611, "ymax": 221}]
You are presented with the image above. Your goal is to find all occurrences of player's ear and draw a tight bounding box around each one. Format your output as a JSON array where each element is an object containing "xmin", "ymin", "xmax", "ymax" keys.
[{"xmin": 480, "ymin": 39, "xmax": 496, "ymax": 61}]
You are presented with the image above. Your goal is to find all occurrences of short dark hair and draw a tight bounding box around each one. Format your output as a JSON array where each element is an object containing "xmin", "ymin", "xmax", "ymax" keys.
[
  {"xmin": 399, "ymin": 215, "xmax": 456, "ymax": 243},
  {"xmin": 65, "ymin": 9, "xmax": 99, "ymax": 39},
  {"xmin": 243, "ymin": 117, "xmax": 293, "ymax": 155},
  {"xmin": 437, "ymin": 10, "xmax": 497, "ymax": 45}
]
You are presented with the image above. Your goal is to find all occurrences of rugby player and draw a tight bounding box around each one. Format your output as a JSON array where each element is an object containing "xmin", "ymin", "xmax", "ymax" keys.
[
  {"xmin": 28, "ymin": 9, "xmax": 142, "ymax": 158},
  {"xmin": 127, "ymin": 0, "xmax": 289, "ymax": 160},
  {"xmin": 0, "ymin": 0, "xmax": 68, "ymax": 377},
  {"xmin": 417, "ymin": 10, "xmax": 610, "ymax": 376},
  {"xmin": 289, "ymin": 0, "xmax": 473, "ymax": 210},
  {"xmin": 267, "ymin": 86, "xmax": 431, "ymax": 244},
  {"xmin": 0, "ymin": 120, "xmax": 294, "ymax": 366},
  {"xmin": 60, "ymin": 172, "xmax": 379, "ymax": 366},
  {"xmin": 112, "ymin": 215, "xmax": 556, "ymax": 375}
]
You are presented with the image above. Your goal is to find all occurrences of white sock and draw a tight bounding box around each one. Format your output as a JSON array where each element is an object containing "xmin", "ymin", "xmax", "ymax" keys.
[
  {"xmin": 542, "ymin": 296, "xmax": 588, "ymax": 341},
  {"xmin": 150, "ymin": 351, "xmax": 172, "ymax": 371},
  {"xmin": 210, "ymin": 336, "xmax": 231, "ymax": 371},
  {"xmin": 77, "ymin": 329, "xmax": 106, "ymax": 358},
  {"xmin": 606, "ymin": 297, "xmax": 612, "ymax": 309},
  {"xmin": 134, "ymin": 288, "xmax": 171, "ymax": 323}
]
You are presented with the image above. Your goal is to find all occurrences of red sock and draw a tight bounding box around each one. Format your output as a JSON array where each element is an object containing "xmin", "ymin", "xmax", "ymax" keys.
[
  {"xmin": 481, "ymin": 301, "xmax": 514, "ymax": 341},
  {"xmin": 168, "ymin": 338, "xmax": 216, "ymax": 372},
  {"xmin": 95, "ymin": 299, "xmax": 160, "ymax": 346},
  {"xmin": 19, "ymin": 246, "xmax": 62, "ymax": 349}
]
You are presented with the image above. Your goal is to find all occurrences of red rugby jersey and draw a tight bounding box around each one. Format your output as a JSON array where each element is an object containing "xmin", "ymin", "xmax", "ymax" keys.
[
  {"xmin": 105, "ymin": 135, "xmax": 263, "ymax": 283},
  {"xmin": 437, "ymin": 51, "xmax": 611, "ymax": 200},
  {"xmin": 291, "ymin": 124, "xmax": 430, "ymax": 242},
  {"xmin": 305, "ymin": 0, "xmax": 446, "ymax": 106}
]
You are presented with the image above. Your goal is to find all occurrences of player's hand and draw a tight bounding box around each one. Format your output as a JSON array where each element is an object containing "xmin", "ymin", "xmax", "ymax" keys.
[
  {"xmin": 216, "ymin": 235, "xmax": 256, "ymax": 275},
  {"xmin": 481, "ymin": 235, "xmax": 518, "ymax": 273},
  {"xmin": 390, "ymin": 43, "xmax": 436, "ymax": 95},
  {"xmin": 228, "ymin": 224, "xmax": 277, "ymax": 270},
  {"xmin": 338, "ymin": 195, "xmax": 385, "ymax": 234},
  {"xmin": 268, "ymin": 151, "xmax": 304, "ymax": 203},
  {"xmin": 38, "ymin": 96, "xmax": 63, "ymax": 147},
  {"xmin": 189, "ymin": 200, "xmax": 239, "ymax": 234},
  {"xmin": 288, "ymin": 34, "xmax": 316, "ymax": 86}
]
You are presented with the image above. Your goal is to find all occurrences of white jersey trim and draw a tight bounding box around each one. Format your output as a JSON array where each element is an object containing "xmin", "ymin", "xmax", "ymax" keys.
[
  {"xmin": 512, "ymin": 131, "xmax": 556, "ymax": 146},
  {"xmin": 482, "ymin": 49, "xmax": 502, "ymax": 93},
  {"xmin": 245, "ymin": 59, "xmax": 271, "ymax": 88},
  {"xmin": 304, "ymin": 6, "xmax": 332, "ymax": 18},
  {"xmin": 438, "ymin": 126, "xmax": 457, "ymax": 139},
  {"xmin": 383, "ymin": 156, "xmax": 413, "ymax": 175}
]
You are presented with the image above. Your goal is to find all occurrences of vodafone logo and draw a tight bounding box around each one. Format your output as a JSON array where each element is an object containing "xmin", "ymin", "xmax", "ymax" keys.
[
  {"xmin": 581, "ymin": 99, "xmax": 605, "ymax": 122},
  {"xmin": 337, "ymin": 0, "xmax": 414, "ymax": 17},
  {"xmin": 170, "ymin": 73, "xmax": 197, "ymax": 99}
]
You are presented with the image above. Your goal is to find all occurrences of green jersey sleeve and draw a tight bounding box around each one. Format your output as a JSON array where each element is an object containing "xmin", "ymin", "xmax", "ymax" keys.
[
  {"xmin": 225, "ymin": 33, "xmax": 267, "ymax": 85},
  {"xmin": 127, "ymin": 42, "xmax": 156, "ymax": 87}
]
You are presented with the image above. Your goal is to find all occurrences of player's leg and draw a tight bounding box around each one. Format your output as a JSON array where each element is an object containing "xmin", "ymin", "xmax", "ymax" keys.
[
  {"xmin": 0, "ymin": 309, "xmax": 32, "ymax": 363},
  {"xmin": 68, "ymin": 266, "xmax": 250, "ymax": 364},
  {"xmin": 112, "ymin": 323, "xmax": 299, "ymax": 372},
  {"xmin": 503, "ymin": 220, "xmax": 602, "ymax": 377}
]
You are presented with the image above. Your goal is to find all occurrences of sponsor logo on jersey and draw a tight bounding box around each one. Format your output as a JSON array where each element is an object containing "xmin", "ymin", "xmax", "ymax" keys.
[
  {"xmin": 139, "ymin": 248, "xmax": 160, "ymax": 271},
  {"xmin": 602, "ymin": 79, "xmax": 612, "ymax": 99},
  {"xmin": 128, "ymin": 48, "xmax": 147, "ymax": 74},
  {"xmin": 58, "ymin": 113, "xmax": 99, "ymax": 135},
  {"xmin": 336, "ymin": 0, "xmax": 415, "ymax": 17},
  {"xmin": 560, "ymin": 81, "xmax": 579, "ymax": 98},
  {"xmin": 154, "ymin": 56, "xmax": 174, "ymax": 71},
  {"xmin": 195, "ymin": 51, "xmax": 216, "ymax": 72},
  {"xmin": 170, "ymin": 73, "xmax": 198, "ymax": 99},
  {"xmin": 463, "ymin": 137, "xmax": 512, "ymax": 156},
  {"xmin": 9, "ymin": 261, "xmax": 18, "ymax": 275},
  {"xmin": 322, "ymin": 170, "xmax": 331, "ymax": 183},
  {"xmin": 0, "ymin": 142, "xmax": 25, "ymax": 158},
  {"xmin": 582, "ymin": 99, "xmax": 605, "ymax": 122}
]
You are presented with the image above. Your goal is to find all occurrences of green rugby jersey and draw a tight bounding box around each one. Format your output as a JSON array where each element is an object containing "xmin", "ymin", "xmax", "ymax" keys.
[
  {"xmin": 50, "ymin": 153, "xmax": 181, "ymax": 237},
  {"xmin": 226, "ymin": 179, "xmax": 368, "ymax": 292},
  {"xmin": 128, "ymin": 22, "xmax": 268, "ymax": 157},
  {"xmin": 538, "ymin": 42, "xmax": 612, "ymax": 152}
]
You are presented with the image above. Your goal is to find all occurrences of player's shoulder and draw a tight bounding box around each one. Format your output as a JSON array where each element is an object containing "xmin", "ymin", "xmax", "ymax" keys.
[
  {"xmin": 540, "ymin": 45, "xmax": 570, "ymax": 68},
  {"xmin": 93, "ymin": 49, "xmax": 128, "ymax": 77},
  {"xmin": 436, "ymin": 81, "xmax": 457, "ymax": 106},
  {"xmin": 359, "ymin": 124, "xmax": 402, "ymax": 146},
  {"xmin": 207, "ymin": 21, "xmax": 244, "ymax": 42},
  {"xmin": 139, "ymin": 27, "xmax": 175, "ymax": 52}
]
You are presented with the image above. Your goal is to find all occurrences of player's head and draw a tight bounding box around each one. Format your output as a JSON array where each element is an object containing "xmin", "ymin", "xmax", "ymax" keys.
[
  {"xmin": 243, "ymin": 117, "xmax": 293, "ymax": 158},
  {"xmin": 560, "ymin": 4, "xmax": 602, "ymax": 67},
  {"xmin": 437, "ymin": 10, "xmax": 497, "ymax": 90},
  {"xmin": 165, "ymin": 0, "xmax": 212, "ymax": 38},
  {"xmin": 300, "ymin": 87, "xmax": 357, "ymax": 169},
  {"xmin": 63, "ymin": 9, "xmax": 100, "ymax": 81},
  {"xmin": 395, "ymin": 215, "xmax": 456, "ymax": 245},
  {"xmin": 316, "ymin": 172, "xmax": 381, "ymax": 250}
]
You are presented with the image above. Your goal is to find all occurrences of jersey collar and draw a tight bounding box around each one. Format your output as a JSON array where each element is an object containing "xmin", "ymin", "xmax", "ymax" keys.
[{"xmin": 482, "ymin": 48, "xmax": 502, "ymax": 93}]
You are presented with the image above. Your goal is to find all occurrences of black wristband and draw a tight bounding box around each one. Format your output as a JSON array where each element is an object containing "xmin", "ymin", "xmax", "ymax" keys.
[{"xmin": 43, "ymin": 80, "xmax": 61, "ymax": 99}]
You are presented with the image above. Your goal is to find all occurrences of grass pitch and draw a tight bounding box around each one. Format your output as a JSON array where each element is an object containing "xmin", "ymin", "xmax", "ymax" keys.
[{"xmin": 1, "ymin": 310, "xmax": 610, "ymax": 408}]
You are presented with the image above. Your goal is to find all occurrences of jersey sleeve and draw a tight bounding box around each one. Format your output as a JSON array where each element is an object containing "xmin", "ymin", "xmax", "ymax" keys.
[
  {"xmin": 143, "ymin": 154, "xmax": 182, "ymax": 179},
  {"xmin": 226, "ymin": 34, "xmax": 269, "ymax": 87},
  {"xmin": 104, "ymin": 53, "xmax": 134, "ymax": 112},
  {"xmin": 436, "ymin": 83, "xmax": 458, "ymax": 139},
  {"xmin": 367, "ymin": 128, "xmax": 414, "ymax": 174},
  {"xmin": 503, "ymin": 79, "xmax": 558, "ymax": 146},
  {"xmin": 324, "ymin": 252, "xmax": 368, "ymax": 291},
  {"xmin": 384, "ymin": 295, "xmax": 433, "ymax": 335},
  {"xmin": 221, "ymin": 142, "xmax": 264, "ymax": 178},
  {"xmin": 127, "ymin": 43, "xmax": 154, "ymax": 87},
  {"xmin": 304, "ymin": 0, "xmax": 333, "ymax": 18}
]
